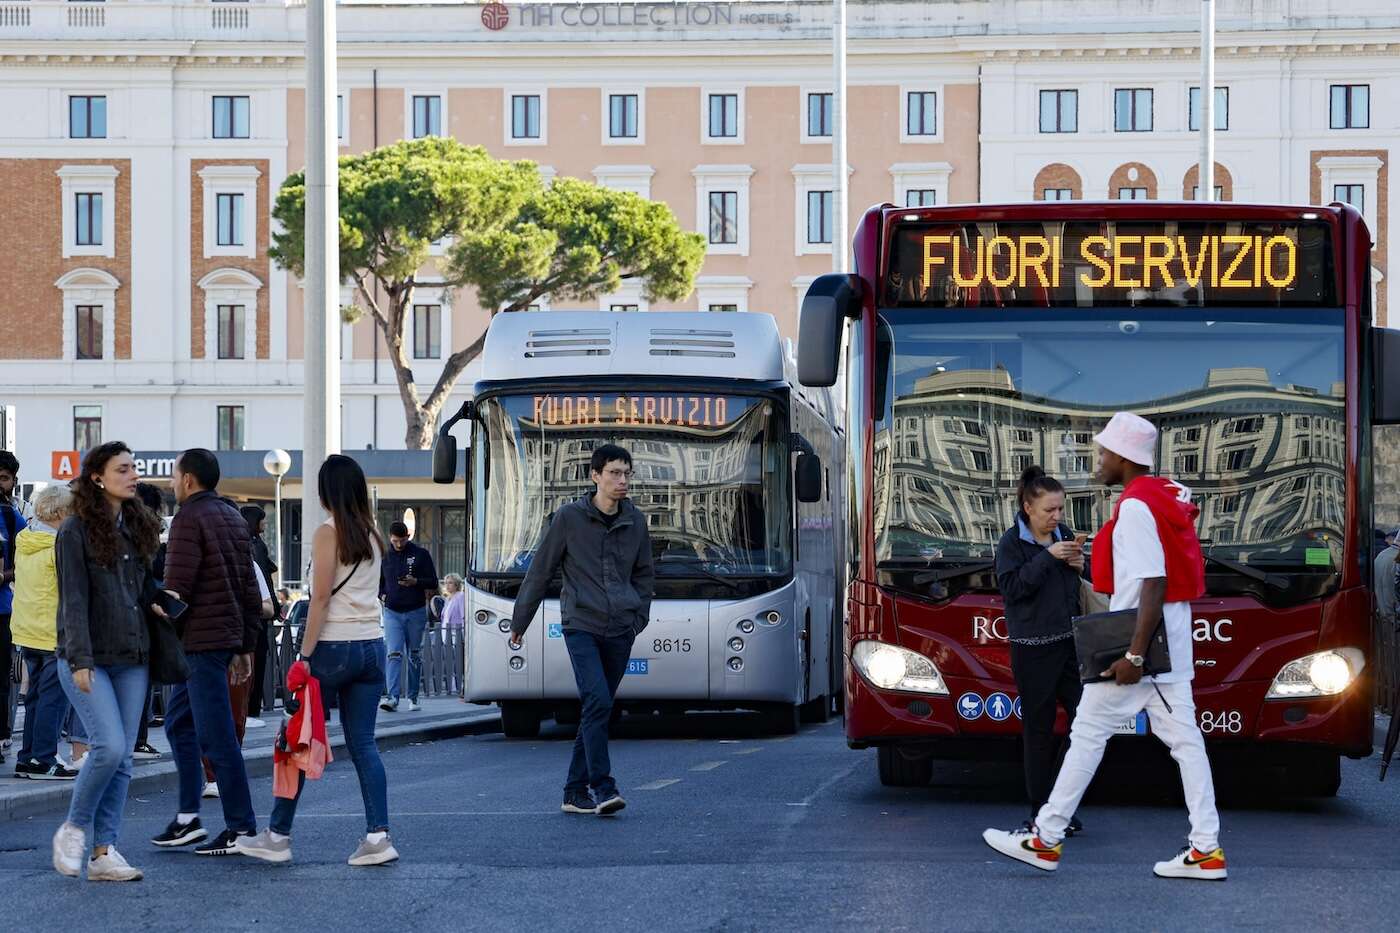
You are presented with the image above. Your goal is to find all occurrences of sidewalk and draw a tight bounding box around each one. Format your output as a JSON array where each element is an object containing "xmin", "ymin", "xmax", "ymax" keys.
[{"xmin": 1, "ymin": 695, "xmax": 499, "ymax": 822}]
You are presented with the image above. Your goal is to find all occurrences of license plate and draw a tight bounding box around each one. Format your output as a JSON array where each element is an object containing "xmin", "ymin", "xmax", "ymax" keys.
[
  {"xmin": 1114, "ymin": 712, "xmax": 1149, "ymax": 735},
  {"xmin": 626, "ymin": 659, "xmax": 649, "ymax": 675}
]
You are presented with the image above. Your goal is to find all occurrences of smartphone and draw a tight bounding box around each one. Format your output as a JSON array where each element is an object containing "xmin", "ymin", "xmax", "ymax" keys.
[
  {"xmin": 1074, "ymin": 533, "xmax": 1089, "ymax": 547},
  {"xmin": 158, "ymin": 591, "xmax": 190, "ymax": 622}
]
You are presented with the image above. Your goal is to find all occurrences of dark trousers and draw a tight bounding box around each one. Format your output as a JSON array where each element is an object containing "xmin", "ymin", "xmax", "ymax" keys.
[
  {"xmin": 1, "ymin": 613, "xmax": 11, "ymax": 741},
  {"xmin": 20, "ymin": 648, "xmax": 69, "ymax": 765},
  {"xmin": 165, "ymin": 649, "xmax": 256, "ymax": 833},
  {"xmin": 563, "ymin": 629, "xmax": 634, "ymax": 797},
  {"xmin": 1010, "ymin": 638, "xmax": 1083, "ymax": 816},
  {"xmin": 248, "ymin": 621, "xmax": 270, "ymax": 717}
]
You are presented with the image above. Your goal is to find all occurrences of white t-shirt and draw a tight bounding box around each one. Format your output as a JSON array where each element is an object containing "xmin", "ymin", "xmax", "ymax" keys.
[
  {"xmin": 253, "ymin": 559, "xmax": 270, "ymax": 601},
  {"xmin": 1108, "ymin": 499, "xmax": 1193, "ymax": 684}
]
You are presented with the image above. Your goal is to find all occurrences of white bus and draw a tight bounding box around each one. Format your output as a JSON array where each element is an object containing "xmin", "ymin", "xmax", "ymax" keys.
[{"xmin": 433, "ymin": 311, "xmax": 844, "ymax": 736}]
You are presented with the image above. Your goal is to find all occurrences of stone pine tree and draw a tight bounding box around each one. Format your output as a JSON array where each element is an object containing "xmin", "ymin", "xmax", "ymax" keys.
[{"xmin": 270, "ymin": 137, "xmax": 705, "ymax": 449}]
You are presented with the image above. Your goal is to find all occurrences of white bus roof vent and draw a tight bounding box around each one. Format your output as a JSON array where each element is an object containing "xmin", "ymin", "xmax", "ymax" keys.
[
  {"xmin": 523, "ymin": 327, "xmax": 613, "ymax": 359},
  {"xmin": 648, "ymin": 327, "xmax": 737, "ymax": 359}
]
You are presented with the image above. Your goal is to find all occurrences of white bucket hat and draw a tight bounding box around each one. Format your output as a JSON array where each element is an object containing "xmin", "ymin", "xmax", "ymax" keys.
[{"xmin": 1094, "ymin": 412, "xmax": 1157, "ymax": 469}]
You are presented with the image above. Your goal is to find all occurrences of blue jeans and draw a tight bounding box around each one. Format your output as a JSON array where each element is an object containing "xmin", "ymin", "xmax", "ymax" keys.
[
  {"xmin": 563, "ymin": 629, "xmax": 635, "ymax": 798},
  {"xmin": 58, "ymin": 659, "xmax": 148, "ymax": 847},
  {"xmin": 271, "ymin": 639, "xmax": 389, "ymax": 836},
  {"xmin": 165, "ymin": 649, "xmax": 256, "ymax": 833},
  {"xmin": 20, "ymin": 648, "xmax": 70, "ymax": 766},
  {"xmin": 382, "ymin": 607, "xmax": 427, "ymax": 703}
]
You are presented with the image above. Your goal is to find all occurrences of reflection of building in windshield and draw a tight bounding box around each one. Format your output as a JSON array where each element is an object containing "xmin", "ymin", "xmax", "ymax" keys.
[
  {"xmin": 477, "ymin": 396, "xmax": 787, "ymax": 574},
  {"xmin": 879, "ymin": 366, "xmax": 1345, "ymax": 558}
]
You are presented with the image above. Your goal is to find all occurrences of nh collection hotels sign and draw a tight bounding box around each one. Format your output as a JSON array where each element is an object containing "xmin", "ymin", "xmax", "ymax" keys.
[{"xmin": 480, "ymin": 2, "xmax": 801, "ymax": 31}]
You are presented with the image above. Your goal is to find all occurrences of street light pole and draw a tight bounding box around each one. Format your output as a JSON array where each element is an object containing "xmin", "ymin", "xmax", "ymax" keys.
[
  {"xmin": 263, "ymin": 449, "xmax": 291, "ymax": 580},
  {"xmin": 1199, "ymin": 0, "xmax": 1215, "ymax": 201},
  {"xmin": 832, "ymin": 0, "xmax": 848, "ymax": 273},
  {"xmin": 303, "ymin": 0, "xmax": 341, "ymax": 576}
]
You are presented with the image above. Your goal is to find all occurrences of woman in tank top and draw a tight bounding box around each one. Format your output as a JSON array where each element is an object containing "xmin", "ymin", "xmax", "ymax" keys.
[{"xmin": 235, "ymin": 454, "xmax": 398, "ymax": 867}]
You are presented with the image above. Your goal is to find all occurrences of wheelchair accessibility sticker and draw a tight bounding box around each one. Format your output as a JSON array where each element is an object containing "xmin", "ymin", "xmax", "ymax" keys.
[
  {"xmin": 547, "ymin": 623, "xmax": 563, "ymax": 639},
  {"xmin": 626, "ymin": 659, "xmax": 649, "ymax": 675}
]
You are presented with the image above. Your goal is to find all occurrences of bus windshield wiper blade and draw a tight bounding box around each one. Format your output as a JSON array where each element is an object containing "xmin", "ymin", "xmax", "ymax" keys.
[
  {"xmin": 878, "ymin": 558, "xmax": 996, "ymax": 585},
  {"xmin": 656, "ymin": 554, "xmax": 741, "ymax": 590},
  {"xmin": 1204, "ymin": 554, "xmax": 1289, "ymax": 590}
]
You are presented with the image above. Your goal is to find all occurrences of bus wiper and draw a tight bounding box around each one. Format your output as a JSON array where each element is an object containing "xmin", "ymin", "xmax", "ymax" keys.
[
  {"xmin": 878, "ymin": 558, "xmax": 996, "ymax": 586},
  {"xmin": 656, "ymin": 554, "xmax": 741, "ymax": 590},
  {"xmin": 1204, "ymin": 554, "xmax": 1289, "ymax": 590}
]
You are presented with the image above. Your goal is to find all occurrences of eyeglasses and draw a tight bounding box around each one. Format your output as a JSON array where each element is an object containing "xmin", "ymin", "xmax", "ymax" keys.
[{"xmin": 604, "ymin": 468, "xmax": 633, "ymax": 479}]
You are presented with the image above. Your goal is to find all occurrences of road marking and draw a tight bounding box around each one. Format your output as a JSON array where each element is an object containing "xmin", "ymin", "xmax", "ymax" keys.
[
  {"xmin": 690, "ymin": 760, "xmax": 728, "ymax": 772},
  {"xmin": 733, "ymin": 747, "xmax": 764, "ymax": 756},
  {"xmin": 637, "ymin": 779, "xmax": 681, "ymax": 791}
]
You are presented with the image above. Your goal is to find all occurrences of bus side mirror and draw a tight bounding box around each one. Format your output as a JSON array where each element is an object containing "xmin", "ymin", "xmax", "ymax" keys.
[
  {"xmin": 432, "ymin": 401, "xmax": 475, "ymax": 484},
  {"xmin": 796, "ymin": 451, "xmax": 823, "ymax": 503},
  {"xmin": 798, "ymin": 273, "xmax": 862, "ymax": 388},
  {"xmin": 1375, "ymin": 328, "xmax": 1400, "ymax": 425}
]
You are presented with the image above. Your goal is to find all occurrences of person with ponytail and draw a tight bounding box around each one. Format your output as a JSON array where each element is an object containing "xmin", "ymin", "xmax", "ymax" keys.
[
  {"xmin": 236, "ymin": 454, "xmax": 397, "ymax": 867},
  {"xmin": 51, "ymin": 442, "xmax": 164, "ymax": 881},
  {"xmin": 993, "ymin": 464, "xmax": 1086, "ymax": 834}
]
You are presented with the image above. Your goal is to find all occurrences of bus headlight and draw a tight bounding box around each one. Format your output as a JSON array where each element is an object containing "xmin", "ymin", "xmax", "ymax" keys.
[
  {"xmin": 851, "ymin": 640, "xmax": 948, "ymax": 696},
  {"xmin": 728, "ymin": 637, "xmax": 745, "ymax": 652},
  {"xmin": 475, "ymin": 610, "xmax": 491, "ymax": 625},
  {"xmin": 763, "ymin": 610, "xmax": 782, "ymax": 626},
  {"xmin": 738, "ymin": 619, "xmax": 755, "ymax": 634},
  {"xmin": 509, "ymin": 656, "xmax": 525, "ymax": 671},
  {"xmin": 498, "ymin": 619, "xmax": 512, "ymax": 633},
  {"xmin": 1266, "ymin": 647, "xmax": 1365, "ymax": 699}
]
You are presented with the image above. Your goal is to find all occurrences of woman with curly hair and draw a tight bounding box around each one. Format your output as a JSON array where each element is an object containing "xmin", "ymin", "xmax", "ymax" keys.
[{"xmin": 51, "ymin": 442, "xmax": 164, "ymax": 882}]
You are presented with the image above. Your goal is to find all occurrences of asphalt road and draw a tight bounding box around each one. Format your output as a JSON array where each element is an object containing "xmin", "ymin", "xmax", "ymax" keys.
[{"xmin": 2, "ymin": 711, "xmax": 1397, "ymax": 932}]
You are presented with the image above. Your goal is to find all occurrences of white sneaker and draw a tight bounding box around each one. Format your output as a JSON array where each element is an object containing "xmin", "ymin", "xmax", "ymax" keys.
[
  {"xmin": 235, "ymin": 829, "xmax": 292, "ymax": 864},
  {"xmin": 347, "ymin": 834, "xmax": 400, "ymax": 866},
  {"xmin": 404, "ymin": 700, "xmax": 420, "ymax": 712},
  {"xmin": 982, "ymin": 825, "xmax": 1062, "ymax": 872},
  {"xmin": 52, "ymin": 822, "xmax": 86, "ymax": 878},
  {"xmin": 88, "ymin": 847, "xmax": 143, "ymax": 882},
  {"xmin": 202, "ymin": 782, "xmax": 220, "ymax": 799},
  {"xmin": 245, "ymin": 718, "xmax": 267, "ymax": 730},
  {"xmin": 1153, "ymin": 844, "xmax": 1228, "ymax": 881}
]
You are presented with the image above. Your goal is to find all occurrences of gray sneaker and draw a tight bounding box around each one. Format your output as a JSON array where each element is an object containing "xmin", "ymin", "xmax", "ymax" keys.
[
  {"xmin": 235, "ymin": 829, "xmax": 292, "ymax": 864},
  {"xmin": 348, "ymin": 835, "xmax": 400, "ymax": 866}
]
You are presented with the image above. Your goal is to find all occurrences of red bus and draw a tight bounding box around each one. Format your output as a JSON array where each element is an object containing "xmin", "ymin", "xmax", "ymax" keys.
[{"xmin": 798, "ymin": 200, "xmax": 1400, "ymax": 795}]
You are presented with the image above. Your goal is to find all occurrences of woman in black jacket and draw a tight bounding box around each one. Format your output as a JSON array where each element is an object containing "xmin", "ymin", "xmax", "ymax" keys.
[
  {"xmin": 994, "ymin": 465, "xmax": 1085, "ymax": 832},
  {"xmin": 52, "ymin": 442, "xmax": 164, "ymax": 882}
]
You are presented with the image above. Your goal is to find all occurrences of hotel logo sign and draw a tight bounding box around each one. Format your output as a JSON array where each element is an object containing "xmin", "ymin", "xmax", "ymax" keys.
[{"xmin": 484, "ymin": 3, "xmax": 799, "ymax": 30}]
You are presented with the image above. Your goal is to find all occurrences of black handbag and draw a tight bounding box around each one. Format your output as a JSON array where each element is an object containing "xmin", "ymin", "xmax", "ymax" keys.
[
  {"xmin": 143, "ymin": 578, "xmax": 191, "ymax": 685},
  {"xmin": 1070, "ymin": 609, "xmax": 1171, "ymax": 684}
]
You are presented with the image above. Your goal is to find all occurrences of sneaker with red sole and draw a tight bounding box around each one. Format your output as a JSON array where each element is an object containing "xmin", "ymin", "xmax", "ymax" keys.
[
  {"xmin": 982, "ymin": 825, "xmax": 1062, "ymax": 872},
  {"xmin": 1154, "ymin": 844, "xmax": 1228, "ymax": 881}
]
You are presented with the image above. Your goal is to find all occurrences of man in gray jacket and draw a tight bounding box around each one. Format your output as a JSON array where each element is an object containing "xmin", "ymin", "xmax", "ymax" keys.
[{"xmin": 509, "ymin": 443, "xmax": 654, "ymax": 817}]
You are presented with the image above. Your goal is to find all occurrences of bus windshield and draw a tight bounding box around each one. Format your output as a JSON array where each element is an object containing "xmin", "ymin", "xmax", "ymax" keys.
[
  {"xmin": 472, "ymin": 391, "xmax": 792, "ymax": 577},
  {"xmin": 872, "ymin": 308, "xmax": 1345, "ymax": 605}
]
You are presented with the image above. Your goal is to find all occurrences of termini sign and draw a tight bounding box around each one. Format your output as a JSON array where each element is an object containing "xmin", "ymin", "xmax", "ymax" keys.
[{"xmin": 51, "ymin": 451, "xmax": 176, "ymax": 481}]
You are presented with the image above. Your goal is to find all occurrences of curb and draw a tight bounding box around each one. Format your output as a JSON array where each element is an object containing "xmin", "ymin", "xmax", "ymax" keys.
[{"xmin": 0, "ymin": 708, "xmax": 501, "ymax": 823}]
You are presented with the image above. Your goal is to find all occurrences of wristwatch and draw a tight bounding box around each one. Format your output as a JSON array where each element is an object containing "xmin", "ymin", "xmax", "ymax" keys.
[{"xmin": 1124, "ymin": 651, "xmax": 1145, "ymax": 668}]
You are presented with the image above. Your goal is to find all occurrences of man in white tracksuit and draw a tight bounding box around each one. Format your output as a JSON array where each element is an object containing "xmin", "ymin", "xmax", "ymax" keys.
[{"xmin": 982, "ymin": 411, "xmax": 1227, "ymax": 881}]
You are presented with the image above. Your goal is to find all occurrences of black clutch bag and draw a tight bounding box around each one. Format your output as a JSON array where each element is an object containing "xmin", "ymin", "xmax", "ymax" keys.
[{"xmin": 1070, "ymin": 609, "xmax": 1171, "ymax": 684}]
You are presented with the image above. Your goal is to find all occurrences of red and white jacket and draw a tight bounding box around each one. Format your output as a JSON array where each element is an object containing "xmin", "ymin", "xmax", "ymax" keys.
[{"xmin": 1091, "ymin": 476, "xmax": 1206, "ymax": 603}]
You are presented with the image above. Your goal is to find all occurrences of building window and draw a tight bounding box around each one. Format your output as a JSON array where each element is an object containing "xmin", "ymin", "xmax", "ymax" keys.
[
  {"xmin": 1174, "ymin": 453, "xmax": 1199, "ymax": 473},
  {"xmin": 212, "ymin": 95, "xmax": 250, "ymax": 139},
  {"xmin": 1042, "ymin": 188, "xmax": 1075, "ymax": 201},
  {"xmin": 217, "ymin": 304, "xmax": 246, "ymax": 360},
  {"xmin": 906, "ymin": 91, "xmax": 937, "ymax": 136},
  {"xmin": 1329, "ymin": 84, "xmax": 1369, "ymax": 129},
  {"xmin": 806, "ymin": 190, "xmax": 833, "ymax": 245},
  {"xmin": 1117, "ymin": 187, "xmax": 1149, "ymax": 200},
  {"xmin": 1070, "ymin": 496, "xmax": 1093, "ymax": 531},
  {"xmin": 905, "ymin": 189, "xmax": 937, "ymax": 207},
  {"xmin": 708, "ymin": 304, "xmax": 739, "ymax": 313},
  {"xmin": 69, "ymin": 96, "xmax": 107, "ymax": 139},
  {"xmin": 807, "ymin": 92, "xmax": 832, "ymax": 137},
  {"xmin": 708, "ymin": 191, "xmax": 738, "ymax": 245},
  {"xmin": 413, "ymin": 303, "xmax": 442, "ymax": 359},
  {"xmin": 708, "ymin": 93, "xmax": 739, "ymax": 139},
  {"xmin": 216, "ymin": 193, "xmax": 244, "ymax": 247},
  {"xmin": 75, "ymin": 305, "xmax": 103, "ymax": 360},
  {"xmin": 73, "ymin": 406, "xmax": 102, "ymax": 452},
  {"xmin": 1191, "ymin": 185, "xmax": 1225, "ymax": 201},
  {"xmin": 1038, "ymin": 89, "xmax": 1077, "ymax": 133},
  {"xmin": 337, "ymin": 94, "xmax": 346, "ymax": 141},
  {"xmin": 1114, "ymin": 88, "xmax": 1153, "ymax": 132},
  {"xmin": 412, "ymin": 95, "xmax": 441, "ymax": 138},
  {"xmin": 1188, "ymin": 86, "xmax": 1229, "ymax": 131},
  {"xmin": 74, "ymin": 193, "xmax": 102, "ymax": 246},
  {"xmin": 511, "ymin": 95, "xmax": 541, "ymax": 139},
  {"xmin": 609, "ymin": 94, "xmax": 638, "ymax": 139},
  {"xmin": 1334, "ymin": 183, "xmax": 1364, "ymax": 211},
  {"xmin": 217, "ymin": 405, "xmax": 245, "ymax": 452},
  {"xmin": 609, "ymin": 303, "xmax": 639, "ymax": 312}
]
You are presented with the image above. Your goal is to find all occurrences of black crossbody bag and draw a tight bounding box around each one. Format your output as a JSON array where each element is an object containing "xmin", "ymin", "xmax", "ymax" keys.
[{"xmin": 1070, "ymin": 609, "xmax": 1171, "ymax": 684}]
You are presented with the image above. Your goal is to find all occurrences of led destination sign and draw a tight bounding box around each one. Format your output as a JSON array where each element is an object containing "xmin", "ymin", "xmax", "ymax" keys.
[
  {"xmin": 531, "ymin": 393, "xmax": 741, "ymax": 428},
  {"xmin": 886, "ymin": 220, "xmax": 1338, "ymax": 308}
]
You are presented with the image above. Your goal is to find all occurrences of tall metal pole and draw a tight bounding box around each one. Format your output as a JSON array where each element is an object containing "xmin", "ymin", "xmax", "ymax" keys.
[
  {"xmin": 1199, "ymin": 0, "xmax": 1215, "ymax": 201},
  {"xmin": 832, "ymin": 0, "xmax": 848, "ymax": 273},
  {"xmin": 303, "ymin": 0, "xmax": 341, "ymax": 576},
  {"xmin": 273, "ymin": 473, "xmax": 283, "ymax": 579}
]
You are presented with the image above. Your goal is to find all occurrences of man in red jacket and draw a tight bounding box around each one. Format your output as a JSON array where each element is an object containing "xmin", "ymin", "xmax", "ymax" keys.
[
  {"xmin": 149, "ymin": 449, "xmax": 264, "ymax": 856},
  {"xmin": 983, "ymin": 412, "xmax": 1226, "ymax": 881}
]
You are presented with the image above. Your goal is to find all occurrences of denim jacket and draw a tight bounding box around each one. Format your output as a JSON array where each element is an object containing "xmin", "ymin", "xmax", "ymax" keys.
[{"xmin": 55, "ymin": 515, "xmax": 152, "ymax": 670}]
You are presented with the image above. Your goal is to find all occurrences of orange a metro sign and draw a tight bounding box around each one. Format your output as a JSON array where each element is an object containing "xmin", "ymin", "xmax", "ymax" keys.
[{"xmin": 52, "ymin": 450, "xmax": 80, "ymax": 481}]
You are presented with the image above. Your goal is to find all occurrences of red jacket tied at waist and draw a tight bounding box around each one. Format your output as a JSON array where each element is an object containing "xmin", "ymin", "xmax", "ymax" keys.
[
  {"xmin": 1091, "ymin": 476, "xmax": 1206, "ymax": 603},
  {"xmin": 273, "ymin": 660, "xmax": 333, "ymax": 799}
]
